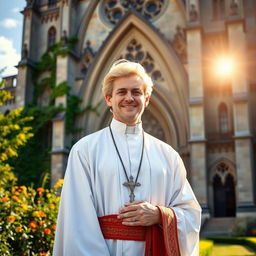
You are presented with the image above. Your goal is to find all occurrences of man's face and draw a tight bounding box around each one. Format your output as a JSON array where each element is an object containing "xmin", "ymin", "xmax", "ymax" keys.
[{"xmin": 105, "ymin": 75, "xmax": 150, "ymax": 126}]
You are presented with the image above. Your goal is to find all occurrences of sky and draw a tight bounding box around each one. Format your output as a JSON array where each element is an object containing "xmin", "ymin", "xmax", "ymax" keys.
[{"xmin": 0, "ymin": 0, "xmax": 26, "ymax": 78}]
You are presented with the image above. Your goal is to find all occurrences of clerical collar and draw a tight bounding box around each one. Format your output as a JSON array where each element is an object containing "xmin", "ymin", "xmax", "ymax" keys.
[{"xmin": 110, "ymin": 118, "xmax": 143, "ymax": 134}]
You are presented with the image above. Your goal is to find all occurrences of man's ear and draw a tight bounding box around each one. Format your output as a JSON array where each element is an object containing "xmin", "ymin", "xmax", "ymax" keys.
[
  {"xmin": 105, "ymin": 95, "xmax": 112, "ymax": 107},
  {"xmin": 145, "ymin": 96, "xmax": 150, "ymax": 107}
]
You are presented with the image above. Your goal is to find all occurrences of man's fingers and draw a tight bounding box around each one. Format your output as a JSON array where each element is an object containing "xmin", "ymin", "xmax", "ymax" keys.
[{"xmin": 124, "ymin": 200, "xmax": 144, "ymax": 207}]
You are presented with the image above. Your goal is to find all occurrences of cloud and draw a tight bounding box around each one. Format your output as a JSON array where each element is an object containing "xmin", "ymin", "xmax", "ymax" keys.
[
  {"xmin": 11, "ymin": 7, "xmax": 20, "ymax": 13},
  {"xmin": 0, "ymin": 36, "xmax": 21, "ymax": 76},
  {"xmin": 0, "ymin": 18, "xmax": 19, "ymax": 28}
]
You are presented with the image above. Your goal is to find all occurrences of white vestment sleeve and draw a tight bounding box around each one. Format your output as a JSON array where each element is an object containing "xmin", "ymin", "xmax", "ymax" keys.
[
  {"xmin": 170, "ymin": 153, "xmax": 201, "ymax": 256},
  {"xmin": 52, "ymin": 142, "xmax": 110, "ymax": 256}
]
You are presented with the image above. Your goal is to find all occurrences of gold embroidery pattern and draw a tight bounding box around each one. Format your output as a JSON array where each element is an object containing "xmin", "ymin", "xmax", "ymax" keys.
[{"xmin": 158, "ymin": 206, "xmax": 181, "ymax": 256}]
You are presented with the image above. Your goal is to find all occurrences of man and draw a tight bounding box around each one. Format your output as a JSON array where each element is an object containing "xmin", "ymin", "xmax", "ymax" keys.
[{"xmin": 53, "ymin": 60, "xmax": 201, "ymax": 256}]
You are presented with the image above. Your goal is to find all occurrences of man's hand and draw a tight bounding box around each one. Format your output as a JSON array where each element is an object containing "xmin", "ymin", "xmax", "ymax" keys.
[{"xmin": 118, "ymin": 201, "xmax": 162, "ymax": 226}]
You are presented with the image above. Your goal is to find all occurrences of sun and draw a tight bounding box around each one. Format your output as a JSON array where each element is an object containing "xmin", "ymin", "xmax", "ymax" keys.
[{"xmin": 214, "ymin": 56, "xmax": 235, "ymax": 78}]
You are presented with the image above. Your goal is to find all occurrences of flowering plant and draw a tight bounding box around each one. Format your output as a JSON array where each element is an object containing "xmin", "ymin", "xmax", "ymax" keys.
[{"xmin": 0, "ymin": 179, "xmax": 63, "ymax": 255}]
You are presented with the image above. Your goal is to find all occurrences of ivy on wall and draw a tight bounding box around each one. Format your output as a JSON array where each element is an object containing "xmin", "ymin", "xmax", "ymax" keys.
[{"xmin": 9, "ymin": 37, "xmax": 98, "ymax": 187}]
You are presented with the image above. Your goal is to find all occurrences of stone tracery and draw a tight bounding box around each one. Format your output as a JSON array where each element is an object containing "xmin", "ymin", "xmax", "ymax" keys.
[
  {"xmin": 119, "ymin": 39, "xmax": 164, "ymax": 82},
  {"xmin": 101, "ymin": 0, "xmax": 166, "ymax": 26}
]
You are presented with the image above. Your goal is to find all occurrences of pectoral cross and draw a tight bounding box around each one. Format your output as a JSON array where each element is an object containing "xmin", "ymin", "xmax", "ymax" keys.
[{"xmin": 123, "ymin": 175, "xmax": 141, "ymax": 203}]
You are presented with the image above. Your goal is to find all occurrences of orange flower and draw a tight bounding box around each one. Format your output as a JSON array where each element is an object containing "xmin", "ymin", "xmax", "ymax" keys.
[
  {"xmin": 1, "ymin": 196, "xmax": 9, "ymax": 202},
  {"xmin": 49, "ymin": 203, "xmax": 55, "ymax": 209},
  {"xmin": 37, "ymin": 187, "xmax": 44, "ymax": 192},
  {"xmin": 16, "ymin": 226, "xmax": 23, "ymax": 232},
  {"xmin": 39, "ymin": 221, "xmax": 44, "ymax": 226},
  {"xmin": 39, "ymin": 211, "xmax": 46, "ymax": 217},
  {"xmin": 52, "ymin": 225, "xmax": 56, "ymax": 230},
  {"xmin": 29, "ymin": 221, "xmax": 38, "ymax": 229},
  {"xmin": 44, "ymin": 228, "xmax": 51, "ymax": 235},
  {"xmin": 12, "ymin": 195, "xmax": 20, "ymax": 202},
  {"xmin": 32, "ymin": 210, "xmax": 46, "ymax": 218},
  {"xmin": 7, "ymin": 216, "xmax": 16, "ymax": 222},
  {"xmin": 39, "ymin": 252, "xmax": 48, "ymax": 256}
]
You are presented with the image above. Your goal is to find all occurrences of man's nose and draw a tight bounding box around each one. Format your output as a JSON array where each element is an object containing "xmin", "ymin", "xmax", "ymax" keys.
[{"xmin": 125, "ymin": 92, "xmax": 134, "ymax": 101}]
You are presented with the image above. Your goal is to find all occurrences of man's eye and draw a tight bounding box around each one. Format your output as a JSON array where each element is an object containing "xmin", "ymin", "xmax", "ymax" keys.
[{"xmin": 133, "ymin": 91, "xmax": 142, "ymax": 96}]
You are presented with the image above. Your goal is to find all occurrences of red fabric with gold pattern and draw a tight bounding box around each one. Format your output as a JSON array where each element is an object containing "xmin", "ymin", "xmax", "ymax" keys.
[
  {"xmin": 98, "ymin": 214, "xmax": 146, "ymax": 241},
  {"xmin": 98, "ymin": 207, "xmax": 180, "ymax": 256},
  {"xmin": 157, "ymin": 206, "xmax": 181, "ymax": 256}
]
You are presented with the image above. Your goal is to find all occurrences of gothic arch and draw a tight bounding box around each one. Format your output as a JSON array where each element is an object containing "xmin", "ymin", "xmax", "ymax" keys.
[
  {"xmin": 78, "ymin": 12, "xmax": 188, "ymax": 149},
  {"xmin": 209, "ymin": 158, "xmax": 236, "ymax": 185},
  {"xmin": 208, "ymin": 158, "xmax": 237, "ymax": 217}
]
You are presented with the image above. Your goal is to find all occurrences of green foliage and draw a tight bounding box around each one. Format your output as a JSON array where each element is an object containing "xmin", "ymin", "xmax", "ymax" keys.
[
  {"xmin": 199, "ymin": 240, "xmax": 214, "ymax": 256},
  {"xmin": 8, "ymin": 105, "xmax": 63, "ymax": 187},
  {"xmin": 0, "ymin": 84, "xmax": 33, "ymax": 189},
  {"xmin": 0, "ymin": 178, "xmax": 63, "ymax": 255}
]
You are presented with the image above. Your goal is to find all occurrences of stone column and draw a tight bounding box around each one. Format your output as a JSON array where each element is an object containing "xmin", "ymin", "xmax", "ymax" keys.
[
  {"xmin": 51, "ymin": 0, "xmax": 71, "ymax": 187},
  {"xmin": 16, "ymin": 7, "xmax": 34, "ymax": 108},
  {"xmin": 51, "ymin": 54, "xmax": 71, "ymax": 187},
  {"xmin": 227, "ymin": 17, "xmax": 254, "ymax": 212},
  {"xmin": 186, "ymin": 1, "xmax": 208, "ymax": 211}
]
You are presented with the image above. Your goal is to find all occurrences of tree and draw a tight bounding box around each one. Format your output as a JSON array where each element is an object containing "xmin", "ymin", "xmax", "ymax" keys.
[{"xmin": 0, "ymin": 78, "xmax": 33, "ymax": 188}]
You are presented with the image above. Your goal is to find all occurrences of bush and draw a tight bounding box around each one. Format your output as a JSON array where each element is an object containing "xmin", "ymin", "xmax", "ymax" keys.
[
  {"xmin": 208, "ymin": 236, "xmax": 256, "ymax": 252},
  {"xmin": 199, "ymin": 240, "xmax": 214, "ymax": 256},
  {"xmin": 0, "ymin": 179, "xmax": 63, "ymax": 255}
]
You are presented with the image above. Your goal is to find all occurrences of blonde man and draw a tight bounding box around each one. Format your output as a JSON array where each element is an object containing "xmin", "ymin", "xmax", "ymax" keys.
[{"xmin": 53, "ymin": 60, "xmax": 201, "ymax": 256}]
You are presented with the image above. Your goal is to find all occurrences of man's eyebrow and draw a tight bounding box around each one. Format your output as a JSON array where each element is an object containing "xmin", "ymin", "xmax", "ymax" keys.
[{"xmin": 116, "ymin": 88, "xmax": 127, "ymax": 92}]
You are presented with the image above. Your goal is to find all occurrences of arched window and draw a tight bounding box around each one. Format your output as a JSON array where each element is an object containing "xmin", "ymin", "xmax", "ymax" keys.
[
  {"xmin": 212, "ymin": 0, "xmax": 225, "ymax": 19},
  {"xmin": 48, "ymin": 26, "xmax": 56, "ymax": 47},
  {"xmin": 218, "ymin": 102, "xmax": 229, "ymax": 134}
]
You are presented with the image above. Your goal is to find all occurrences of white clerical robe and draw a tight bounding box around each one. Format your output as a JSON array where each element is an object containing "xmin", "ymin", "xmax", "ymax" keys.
[{"xmin": 53, "ymin": 119, "xmax": 201, "ymax": 256}]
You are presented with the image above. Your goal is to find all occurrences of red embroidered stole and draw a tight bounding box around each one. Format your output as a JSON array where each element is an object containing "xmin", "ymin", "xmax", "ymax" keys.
[{"xmin": 98, "ymin": 207, "xmax": 180, "ymax": 256}]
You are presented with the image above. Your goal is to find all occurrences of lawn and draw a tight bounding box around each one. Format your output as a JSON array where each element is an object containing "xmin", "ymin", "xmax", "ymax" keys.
[{"xmin": 212, "ymin": 244, "xmax": 255, "ymax": 256}]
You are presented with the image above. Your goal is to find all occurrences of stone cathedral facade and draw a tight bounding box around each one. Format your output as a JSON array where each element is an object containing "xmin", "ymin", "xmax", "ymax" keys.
[{"xmin": 1, "ymin": 0, "xmax": 256, "ymax": 221}]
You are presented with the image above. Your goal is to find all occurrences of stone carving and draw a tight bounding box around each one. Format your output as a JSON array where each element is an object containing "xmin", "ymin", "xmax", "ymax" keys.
[
  {"xmin": 189, "ymin": 4, "xmax": 198, "ymax": 22},
  {"xmin": 81, "ymin": 41, "xmax": 95, "ymax": 75},
  {"xmin": 215, "ymin": 162, "xmax": 234, "ymax": 185},
  {"xmin": 142, "ymin": 110, "xmax": 166, "ymax": 141},
  {"xmin": 230, "ymin": 0, "xmax": 239, "ymax": 16},
  {"xmin": 171, "ymin": 25, "xmax": 187, "ymax": 63},
  {"xmin": 102, "ymin": 0, "xmax": 166, "ymax": 26},
  {"xmin": 119, "ymin": 39, "xmax": 164, "ymax": 82}
]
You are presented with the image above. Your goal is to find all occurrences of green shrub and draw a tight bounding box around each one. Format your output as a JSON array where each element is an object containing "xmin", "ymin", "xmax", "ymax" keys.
[
  {"xmin": 200, "ymin": 240, "xmax": 214, "ymax": 256},
  {"xmin": 208, "ymin": 237, "xmax": 256, "ymax": 252},
  {"xmin": 0, "ymin": 180, "xmax": 63, "ymax": 255}
]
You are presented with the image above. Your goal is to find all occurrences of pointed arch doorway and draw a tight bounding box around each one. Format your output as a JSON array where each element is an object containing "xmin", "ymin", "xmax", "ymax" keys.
[{"xmin": 213, "ymin": 162, "xmax": 236, "ymax": 217}]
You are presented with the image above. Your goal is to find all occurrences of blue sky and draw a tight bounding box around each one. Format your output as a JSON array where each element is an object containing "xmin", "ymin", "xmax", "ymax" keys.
[{"xmin": 0, "ymin": 0, "xmax": 26, "ymax": 77}]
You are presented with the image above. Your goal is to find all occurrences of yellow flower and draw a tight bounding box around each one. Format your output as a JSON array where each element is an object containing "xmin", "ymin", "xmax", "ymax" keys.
[
  {"xmin": 49, "ymin": 203, "xmax": 55, "ymax": 209},
  {"xmin": 54, "ymin": 179, "xmax": 64, "ymax": 189},
  {"xmin": 21, "ymin": 204, "xmax": 28, "ymax": 211},
  {"xmin": 33, "ymin": 210, "xmax": 46, "ymax": 218}
]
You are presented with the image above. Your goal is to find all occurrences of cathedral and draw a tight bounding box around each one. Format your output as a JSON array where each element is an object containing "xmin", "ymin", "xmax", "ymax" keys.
[{"xmin": 1, "ymin": 0, "xmax": 256, "ymax": 224}]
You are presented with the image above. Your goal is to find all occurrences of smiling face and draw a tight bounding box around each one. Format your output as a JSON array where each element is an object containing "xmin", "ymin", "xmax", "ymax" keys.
[{"xmin": 105, "ymin": 75, "xmax": 150, "ymax": 126}]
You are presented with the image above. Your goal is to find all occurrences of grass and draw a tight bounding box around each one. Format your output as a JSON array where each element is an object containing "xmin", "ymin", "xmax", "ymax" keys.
[{"xmin": 211, "ymin": 244, "xmax": 255, "ymax": 256}]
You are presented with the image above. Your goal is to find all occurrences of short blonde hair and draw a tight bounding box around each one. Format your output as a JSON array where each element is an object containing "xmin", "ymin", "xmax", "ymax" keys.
[{"xmin": 102, "ymin": 59, "xmax": 153, "ymax": 97}]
